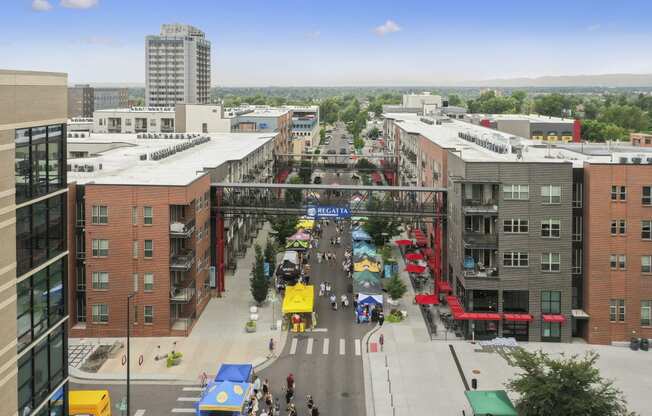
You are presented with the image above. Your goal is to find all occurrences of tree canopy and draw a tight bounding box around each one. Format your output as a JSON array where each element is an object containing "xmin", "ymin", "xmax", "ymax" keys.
[
  {"xmin": 250, "ymin": 244, "xmax": 268, "ymax": 305},
  {"xmin": 506, "ymin": 349, "xmax": 634, "ymax": 416}
]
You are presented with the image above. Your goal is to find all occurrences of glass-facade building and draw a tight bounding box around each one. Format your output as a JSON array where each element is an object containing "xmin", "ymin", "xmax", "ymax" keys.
[{"xmin": 14, "ymin": 123, "xmax": 68, "ymax": 416}]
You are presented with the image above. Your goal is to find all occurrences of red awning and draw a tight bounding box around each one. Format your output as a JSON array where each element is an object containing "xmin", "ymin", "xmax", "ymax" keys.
[
  {"xmin": 405, "ymin": 253, "xmax": 424, "ymax": 261},
  {"xmin": 436, "ymin": 280, "xmax": 452, "ymax": 293},
  {"xmin": 504, "ymin": 313, "xmax": 533, "ymax": 322},
  {"xmin": 395, "ymin": 239, "xmax": 413, "ymax": 246},
  {"xmin": 405, "ymin": 264, "xmax": 426, "ymax": 274},
  {"xmin": 422, "ymin": 248, "xmax": 435, "ymax": 258},
  {"xmin": 542, "ymin": 314, "xmax": 566, "ymax": 323},
  {"xmin": 415, "ymin": 239, "xmax": 427, "ymax": 247},
  {"xmin": 463, "ymin": 312, "xmax": 502, "ymax": 321},
  {"xmin": 415, "ymin": 294, "xmax": 439, "ymax": 305}
]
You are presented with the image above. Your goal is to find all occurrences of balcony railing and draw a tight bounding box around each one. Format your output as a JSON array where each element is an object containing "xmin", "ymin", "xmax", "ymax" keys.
[
  {"xmin": 170, "ymin": 249, "xmax": 195, "ymax": 271},
  {"xmin": 463, "ymin": 232, "xmax": 498, "ymax": 248},
  {"xmin": 170, "ymin": 286, "xmax": 196, "ymax": 302},
  {"xmin": 463, "ymin": 265, "xmax": 499, "ymax": 279},
  {"xmin": 170, "ymin": 218, "xmax": 195, "ymax": 238},
  {"xmin": 462, "ymin": 199, "xmax": 498, "ymax": 213}
]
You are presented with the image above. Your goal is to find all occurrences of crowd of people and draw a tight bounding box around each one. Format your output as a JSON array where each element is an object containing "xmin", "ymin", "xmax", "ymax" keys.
[{"xmin": 244, "ymin": 373, "xmax": 319, "ymax": 416}]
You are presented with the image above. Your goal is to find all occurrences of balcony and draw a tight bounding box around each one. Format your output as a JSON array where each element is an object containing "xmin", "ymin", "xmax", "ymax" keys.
[
  {"xmin": 170, "ymin": 249, "xmax": 195, "ymax": 271},
  {"xmin": 463, "ymin": 232, "xmax": 497, "ymax": 249},
  {"xmin": 170, "ymin": 218, "xmax": 195, "ymax": 238},
  {"xmin": 463, "ymin": 266, "xmax": 499, "ymax": 279},
  {"xmin": 462, "ymin": 199, "xmax": 498, "ymax": 214},
  {"xmin": 170, "ymin": 286, "xmax": 196, "ymax": 303}
]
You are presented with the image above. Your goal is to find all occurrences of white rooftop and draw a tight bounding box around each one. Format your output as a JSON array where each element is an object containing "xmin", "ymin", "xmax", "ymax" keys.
[
  {"xmin": 67, "ymin": 132, "xmax": 276, "ymax": 186},
  {"xmin": 94, "ymin": 107, "xmax": 175, "ymax": 113},
  {"xmin": 474, "ymin": 113, "xmax": 575, "ymax": 124},
  {"xmin": 384, "ymin": 113, "xmax": 614, "ymax": 166}
]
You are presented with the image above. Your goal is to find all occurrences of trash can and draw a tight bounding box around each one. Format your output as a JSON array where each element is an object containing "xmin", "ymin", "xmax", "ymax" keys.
[
  {"xmin": 640, "ymin": 338, "xmax": 649, "ymax": 351},
  {"xmin": 630, "ymin": 337, "xmax": 640, "ymax": 351}
]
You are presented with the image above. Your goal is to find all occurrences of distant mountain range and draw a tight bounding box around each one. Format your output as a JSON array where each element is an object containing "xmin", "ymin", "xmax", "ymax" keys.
[{"xmin": 455, "ymin": 73, "xmax": 652, "ymax": 88}]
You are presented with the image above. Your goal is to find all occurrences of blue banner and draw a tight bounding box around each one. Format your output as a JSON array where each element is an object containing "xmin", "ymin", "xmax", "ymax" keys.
[
  {"xmin": 306, "ymin": 205, "xmax": 351, "ymax": 219},
  {"xmin": 264, "ymin": 262, "xmax": 270, "ymax": 278}
]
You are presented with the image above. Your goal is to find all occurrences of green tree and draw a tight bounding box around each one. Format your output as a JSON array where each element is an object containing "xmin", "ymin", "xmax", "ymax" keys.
[
  {"xmin": 347, "ymin": 111, "xmax": 368, "ymax": 140},
  {"xmin": 363, "ymin": 197, "xmax": 401, "ymax": 246},
  {"xmin": 285, "ymin": 176, "xmax": 304, "ymax": 205},
  {"xmin": 599, "ymin": 104, "xmax": 647, "ymax": 131},
  {"xmin": 511, "ymin": 90, "xmax": 527, "ymax": 112},
  {"xmin": 319, "ymin": 127, "xmax": 326, "ymax": 145},
  {"xmin": 581, "ymin": 119, "xmax": 628, "ymax": 142},
  {"xmin": 355, "ymin": 158, "xmax": 377, "ymax": 171},
  {"xmin": 319, "ymin": 98, "xmax": 340, "ymax": 125},
  {"xmin": 447, "ymin": 94, "xmax": 462, "ymax": 107},
  {"xmin": 250, "ymin": 244, "xmax": 268, "ymax": 305},
  {"xmin": 385, "ymin": 274, "xmax": 407, "ymax": 301},
  {"xmin": 341, "ymin": 99, "xmax": 361, "ymax": 124},
  {"xmin": 534, "ymin": 93, "xmax": 580, "ymax": 117},
  {"xmin": 298, "ymin": 160, "xmax": 312, "ymax": 184},
  {"xmin": 367, "ymin": 126, "xmax": 381, "ymax": 139},
  {"xmin": 506, "ymin": 349, "xmax": 634, "ymax": 416},
  {"xmin": 269, "ymin": 215, "xmax": 298, "ymax": 246}
]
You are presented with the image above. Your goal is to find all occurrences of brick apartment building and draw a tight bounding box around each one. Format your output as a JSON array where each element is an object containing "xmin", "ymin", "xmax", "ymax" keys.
[
  {"xmin": 384, "ymin": 111, "xmax": 652, "ymax": 343},
  {"xmin": 67, "ymin": 132, "xmax": 280, "ymax": 337},
  {"xmin": 630, "ymin": 132, "xmax": 652, "ymax": 147}
]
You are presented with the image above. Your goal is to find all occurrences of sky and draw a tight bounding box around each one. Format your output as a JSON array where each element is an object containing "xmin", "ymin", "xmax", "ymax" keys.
[{"xmin": 2, "ymin": 0, "xmax": 652, "ymax": 86}]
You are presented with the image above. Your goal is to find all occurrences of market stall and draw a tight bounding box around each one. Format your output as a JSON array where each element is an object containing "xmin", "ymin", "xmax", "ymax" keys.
[
  {"xmin": 353, "ymin": 259, "xmax": 381, "ymax": 273},
  {"xmin": 287, "ymin": 231, "xmax": 311, "ymax": 241},
  {"xmin": 282, "ymin": 283, "xmax": 315, "ymax": 332},
  {"xmin": 352, "ymin": 229, "xmax": 373, "ymax": 242},
  {"xmin": 463, "ymin": 390, "xmax": 517, "ymax": 416},
  {"xmin": 196, "ymin": 380, "xmax": 252, "ymax": 415},
  {"xmin": 285, "ymin": 239, "xmax": 310, "ymax": 251},
  {"xmin": 295, "ymin": 218, "xmax": 315, "ymax": 231},
  {"xmin": 214, "ymin": 364, "xmax": 253, "ymax": 383}
]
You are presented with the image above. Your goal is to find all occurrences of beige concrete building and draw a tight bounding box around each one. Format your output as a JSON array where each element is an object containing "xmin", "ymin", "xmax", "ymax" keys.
[{"xmin": 0, "ymin": 69, "xmax": 69, "ymax": 415}]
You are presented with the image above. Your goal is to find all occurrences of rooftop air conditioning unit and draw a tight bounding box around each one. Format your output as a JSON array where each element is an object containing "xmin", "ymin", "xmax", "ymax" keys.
[
  {"xmin": 619, "ymin": 157, "xmax": 629, "ymax": 164},
  {"xmin": 632, "ymin": 157, "xmax": 642, "ymax": 164}
]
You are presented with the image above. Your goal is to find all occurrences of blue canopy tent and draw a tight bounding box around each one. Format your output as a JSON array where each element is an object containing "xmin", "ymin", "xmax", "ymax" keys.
[
  {"xmin": 196, "ymin": 380, "xmax": 252, "ymax": 415},
  {"xmin": 353, "ymin": 246, "xmax": 377, "ymax": 258},
  {"xmin": 352, "ymin": 229, "xmax": 372, "ymax": 242},
  {"xmin": 214, "ymin": 364, "xmax": 253, "ymax": 383},
  {"xmin": 358, "ymin": 293, "xmax": 383, "ymax": 306}
]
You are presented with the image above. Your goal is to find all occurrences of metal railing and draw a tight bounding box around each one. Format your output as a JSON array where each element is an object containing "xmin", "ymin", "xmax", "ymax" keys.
[
  {"xmin": 170, "ymin": 250, "xmax": 195, "ymax": 271},
  {"xmin": 170, "ymin": 287, "xmax": 196, "ymax": 302},
  {"xmin": 169, "ymin": 218, "xmax": 196, "ymax": 238}
]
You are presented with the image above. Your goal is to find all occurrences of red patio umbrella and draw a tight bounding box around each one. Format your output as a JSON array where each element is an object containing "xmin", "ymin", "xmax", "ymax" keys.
[
  {"xmin": 405, "ymin": 264, "xmax": 426, "ymax": 274},
  {"xmin": 395, "ymin": 239, "xmax": 413, "ymax": 246},
  {"xmin": 405, "ymin": 253, "xmax": 424, "ymax": 261}
]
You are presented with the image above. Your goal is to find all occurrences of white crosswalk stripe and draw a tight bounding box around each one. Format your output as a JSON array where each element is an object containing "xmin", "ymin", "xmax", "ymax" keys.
[
  {"xmin": 355, "ymin": 339, "xmax": 361, "ymax": 356},
  {"xmin": 171, "ymin": 409, "xmax": 196, "ymax": 413},
  {"xmin": 306, "ymin": 337, "xmax": 314, "ymax": 354},
  {"xmin": 134, "ymin": 410, "xmax": 146, "ymax": 416},
  {"xmin": 289, "ymin": 337, "xmax": 298, "ymax": 355},
  {"xmin": 322, "ymin": 337, "xmax": 329, "ymax": 354},
  {"xmin": 339, "ymin": 338, "xmax": 345, "ymax": 355},
  {"xmin": 177, "ymin": 397, "xmax": 200, "ymax": 402},
  {"xmin": 182, "ymin": 387, "xmax": 203, "ymax": 392}
]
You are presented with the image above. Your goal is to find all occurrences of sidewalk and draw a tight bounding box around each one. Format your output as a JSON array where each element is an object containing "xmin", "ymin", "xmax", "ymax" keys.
[{"xmin": 70, "ymin": 223, "xmax": 287, "ymax": 383}]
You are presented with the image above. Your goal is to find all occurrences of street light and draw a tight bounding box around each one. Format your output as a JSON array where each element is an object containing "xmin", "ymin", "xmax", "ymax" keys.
[{"xmin": 126, "ymin": 292, "xmax": 136, "ymax": 416}]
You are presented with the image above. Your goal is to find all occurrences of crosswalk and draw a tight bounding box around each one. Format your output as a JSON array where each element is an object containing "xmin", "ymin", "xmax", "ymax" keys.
[
  {"xmin": 171, "ymin": 387, "xmax": 204, "ymax": 413},
  {"xmin": 288, "ymin": 337, "xmax": 362, "ymax": 356}
]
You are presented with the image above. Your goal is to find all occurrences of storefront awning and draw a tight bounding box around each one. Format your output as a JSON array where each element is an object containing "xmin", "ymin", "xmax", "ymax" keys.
[
  {"xmin": 571, "ymin": 309, "xmax": 590, "ymax": 319},
  {"xmin": 463, "ymin": 312, "xmax": 502, "ymax": 321},
  {"xmin": 395, "ymin": 239, "xmax": 413, "ymax": 246},
  {"xmin": 436, "ymin": 280, "xmax": 452, "ymax": 293},
  {"xmin": 405, "ymin": 252, "xmax": 424, "ymax": 261},
  {"xmin": 405, "ymin": 264, "xmax": 426, "ymax": 274},
  {"xmin": 415, "ymin": 294, "xmax": 439, "ymax": 305},
  {"xmin": 503, "ymin": 313, "xmax": 533, "ymax": 322},
  {"xmin": 542, "ymin": 314, "xmax": 566, "ymax": 323}
]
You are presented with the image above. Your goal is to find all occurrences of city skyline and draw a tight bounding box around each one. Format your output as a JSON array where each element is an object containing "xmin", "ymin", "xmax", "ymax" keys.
[{"xmin": 3, "ymin": 0, "xmax": 652, "ymax": 86}]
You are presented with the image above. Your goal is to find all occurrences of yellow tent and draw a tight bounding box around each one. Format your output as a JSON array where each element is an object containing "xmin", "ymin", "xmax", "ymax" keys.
[
  {"xmin": 296, "ymin": 219, "xmax": 315, "ymax": 230},
  {"xmin": 282, "ymin": 284, "xmax": 315, "ymax": 314},
  {"xmin": 354, "ymin": 259, "xmax": 381, "ymax": 273}
]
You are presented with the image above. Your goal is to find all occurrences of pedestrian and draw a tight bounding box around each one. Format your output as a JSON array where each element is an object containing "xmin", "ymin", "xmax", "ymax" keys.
[
  {"xmin": 336, "ymin": 236, "xmax": 341, "ymax": 245},
  {"xmin": 253, "ymin": 375, "xmax": 261, "ymax": 397},
  {"xmin": 319, "ymin": 281, "xmax": 325, "ymax": 297},
  {"xmin": 288, "ymin": 403, "xmax": 297, "ymax": 416},
  {"xmin": 263, "ymin": 379, "xmax": 270, "ymax": 395},
  {"xmin": 311, "ymin": 406, "xmax": 320, "ymax": 416},
  {"xmin": 286, "ymin": 373, "xmax": 295, "ymax": 390},
  {"xmin": 325, "ymin": 281, "xmax": 331, "ymax": 294},
  {"xmin": 341, "ymin": 294, "xmax": 349, "ymax": 307},
  {"xmin": 330, "ymin": 293, "xmax": 337, "ymax": 310},
  {"xmin": 268, "ymin": 338, "xmax": 275, "ymax": 358},
  {"xmin": 285, "ymin": 387, "xmax": 294, "ymax": 406},
  {"xmin": 379, "ymin": 333, "xmax": 385, "ymax": 351},
  {"xmin": 378, "ymin": 310, "xmax": 385, "ymax": 326},
  {"xmin": 306, "ymin": 394, "xmax": 314, "ymax": 410}
]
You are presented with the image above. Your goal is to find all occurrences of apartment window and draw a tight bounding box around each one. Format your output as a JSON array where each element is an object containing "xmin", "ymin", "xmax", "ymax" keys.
[
  {"xmin": 611, "ymin": 185, "xmax": 627, "ymax": 201},
  {"xmin": 144, "ymin": 206, "xmax": 153, "ymax": 225},
  {"xmin": 132, "ymin": 240, "xmax": 138, "ymax": 258},
  {"xmin": 541, "ymin": 185, "xmax": 561, "ymax": 204},
  {"xmin": 144, "ymin": 273, "xmax": 154, "ymax": 291},
  {"xmin": 642, "ymin": 220, "xmax": 652, "ymax": 240},
  {"xmin": 572, "ymin": 182, "xmax": 583, "ymax": 208},
  {"xmin": 150, "ymin": 118, "xmax": 156, "ymax": 126},
  {"xmin": 541, "ymin": 253, "xmax": 561, "ymax": 272},
  {"xmin": 144, "ymin": 240, "xmax": 153, "ymax": 258},
  {"xmin": 609, "ymin": 299, "xmax": 625, "ymax": 322},
  {"xmin": 503, "ymin": 219, "xmax": 529, "ymax": 233},
  {"xmin": 572, "ymin": 249, "xmax": 583, "ymax": 275},
  {"xmin": 92, "ymin": 304, "xmax": 109, "ymax": 323},
  {"xmin": 541, "ymin": 291, "xmax": 561, "ymax": 314},
  {"xmin": 542, "ymin": 322, "xmax": 561, "ymax": 340},
  {"xmin": 643, "ymin": 186, "xmax": 651, "ymax": 206},
  {"xmin": 125, "ymin": 118, "xmax": 132, "ymax": 126},
  {"xmin": 619, "ymin": 255, "xmax": 627, "ymax": 270},
  {"xmin": 503, "ymin": 252, "xmax": 529, "ymax": 267},
  {"xmin": 642, "ymin": 256, "xmax": 651, "ymax": 273},
  {"xmin": 92, "ymin": 239, "xmax": 109, "ymax": 257},
  {"xmin": 572, "ymin": 216, "xmax": 582, "ymax": 242},
  {"xmin": 91, "ymin": 205, "xmax": 108, "ymax": 224},
  {"xmin": 132, "ymin": 206, "xmax": 137, "ymax": 225},
  {"xmin": 541, "ymin": 219, "xmax": 561, "ymax": 238},
  {"xmin": 642, "ymin": 301, "xmax": 652, "ymax": 326},
  {"xmin": 91, "ymin": 272, "xmax": 109, "ymax": 289},
  {"xmin": 144, "ymin": 306, "xmax": 154, "ymax": 324},
  {"xmin": 503, "ymin": 184, "xmax": 529, "ymax": 200}
]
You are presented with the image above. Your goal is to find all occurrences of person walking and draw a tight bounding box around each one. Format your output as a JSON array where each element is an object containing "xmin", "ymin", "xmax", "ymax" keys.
[
  {"xmin": 325, "ymin": 281, "xmax": 331, "ymax": 294},
  {"xmin": 378, "ymin": 310, "xmax": 385, "ymax": 326},
  {"xmin": 288, "ymin": 403, "xmax": 298, "ymax": 416},
  {"xmin": 379, "ymin": 333, "xmax": 385, "ymax": 351},
  {"xmin": 286, "ymin": 373, "xmax": 295, "ymax": 390},
  {"xmin": 319, "ymin": 281, "xmax": 325, "ymax": 297},
  {"xmin": 268, "ymin": 338, "xmax": 275, "ymax": 358},
  {"xmin": 253, "ymin": 375, "xmax": 262, "ymax": 398},
  {"xmin": 263, "ymin": 379, "xmax": 270, "ymax": 396}
]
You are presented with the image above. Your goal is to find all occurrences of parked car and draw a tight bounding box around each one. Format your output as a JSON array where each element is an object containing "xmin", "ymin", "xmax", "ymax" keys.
[
  {"xmin": 326, "ymin": 149, "xmax": 337, "ymax": 154},
  {"xmin": 339, "ymin": 148, "xmax": 347, "ymax": 154},
  {"xmin": 313, "ymin": 176, "xmax": 322, "ymax": 184}
]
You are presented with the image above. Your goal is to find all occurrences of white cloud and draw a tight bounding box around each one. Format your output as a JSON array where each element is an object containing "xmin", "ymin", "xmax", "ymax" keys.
[
  {"xmin": 587, "ymin": 24, "xmax": 601, "ymax": 32},
  {"xmin": 305, "ymin": 31, "xmax": 321, "ymax": 39},
  {"xmin": 60, "ymin": 0, "xmax": 98, "ymax": 9},
  {"xmin": 374, "ymin": 20, "xmax": 401, "ymax": 36},
  {"xmin": 32, "ymin": 0, "xmax": 53, "ymax": 12}
]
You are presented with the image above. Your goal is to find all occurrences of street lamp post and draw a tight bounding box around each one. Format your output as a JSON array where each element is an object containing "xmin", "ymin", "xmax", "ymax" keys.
[{"xmin": 126, "ymin": 292, "xmax": 136, "ymax": 416}]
